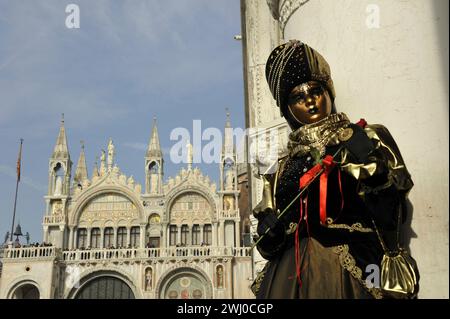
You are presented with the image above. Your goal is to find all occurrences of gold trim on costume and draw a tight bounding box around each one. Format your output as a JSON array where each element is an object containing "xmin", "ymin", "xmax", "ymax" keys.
[
  {"xmin": 324, "ymin": 218, "xmax": 373, "ymax": 233},
  {"xmin": 286, "ymin": 222, "xmax": 298, "ymax": 235},
  {"xmin": 251, "ymin": 263, "xmax": 269, "ymax": 296},
  {"xmin": 332, "ymin": 244, "xmax": 383, "ymax": 299}
]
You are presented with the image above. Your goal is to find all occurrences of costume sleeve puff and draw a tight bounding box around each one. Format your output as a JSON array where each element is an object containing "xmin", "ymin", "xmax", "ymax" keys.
[{"xmin": 340, "ymin": 124, "xmax": 414, "ymax": 232}]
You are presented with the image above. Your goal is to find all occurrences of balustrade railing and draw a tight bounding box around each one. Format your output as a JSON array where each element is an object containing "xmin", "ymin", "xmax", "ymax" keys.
[
  {"xmin": 43, "ymin": 214, "xmax": 65, "ymax": 224},
  {"xmin": 220, "ymin": 210, "xmax": 239, "ymax": 218},
  {"xmin": 2, "ymin": 247, "xmax": 57, "ymax": 259},
  {"xmin": 62, "ymin": 246, "xmax": 238, "ymax": 262},
  {"xmin": 233, "ymin": 247, "xmax": 252, "ymax": 257},
  {"xmin": 1, "ymin": 245, "xmax": 252, "ymax": 263}
]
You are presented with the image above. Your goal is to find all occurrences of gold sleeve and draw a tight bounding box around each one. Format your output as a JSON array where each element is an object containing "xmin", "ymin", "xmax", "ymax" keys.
[
  {"xmin": 252, "ymin": 174, "xmax": 276, "ymax": 218},
  {"xmin": 340, "ymin": 124, "xmax": 413, "ymax": 193},
  {"xmin": 252, "ymin": 157, "xmax": 288, "ymax": 218}
]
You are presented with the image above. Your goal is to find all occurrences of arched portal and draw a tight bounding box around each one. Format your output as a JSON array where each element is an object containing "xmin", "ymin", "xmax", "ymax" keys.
[
  {"xmin": 11, "ymin": 284, "xmax": 40, "ymax": 299},
  {"xmin": 74, "ymin": 275, "xmax": 135, "ymax": 299}
]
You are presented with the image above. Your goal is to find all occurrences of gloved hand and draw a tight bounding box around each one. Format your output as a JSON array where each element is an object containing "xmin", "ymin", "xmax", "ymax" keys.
[{"xmin": 256, "ymin": 208, "xmax": 285, "ymax": 252}]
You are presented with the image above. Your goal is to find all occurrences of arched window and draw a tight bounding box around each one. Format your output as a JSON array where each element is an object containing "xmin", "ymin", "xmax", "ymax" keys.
[
  {"xmin": 181, "ymin": 225, "xmax": 189, "ymax": 246},
  {"xmin": 130, "ymin": 227, "xmax": 140, "ymax": 247},
  {"xmin": 203, "ymin": 224, "xmax": 212, "ymax": 245},
  {"xmin": 117, "ymin": 227, "xmax": 127, "ymax": 248},
  {"xmin": 192, "ymin": 225, "xmax": 200, "ymax": 245},
  {"xmin": 104, "ymin": 228, "xmax": 114, "ymax": 248},
  {"xmin": 148, "ymin": 161, "xmax": 159, "ymax": 174},
  {"xmin": 169, "ymin": 225, "xmax": 177, "ymax": 246},
  {"xmin": 77, "ymin": 228, "xmax": 87, "ymax": 249},
  {"xmin": 91, "ymin": 228, "xmax": 101, "ymax": 248},
  {"xmin": 53, "ymin": 163, "xmax": 64, "ymax": 196}
]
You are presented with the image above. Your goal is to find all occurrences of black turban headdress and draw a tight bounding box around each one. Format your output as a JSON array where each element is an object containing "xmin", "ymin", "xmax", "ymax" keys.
[{"xmin": 265, "ymin": 40, "xmax": 336, "ymax": 117}]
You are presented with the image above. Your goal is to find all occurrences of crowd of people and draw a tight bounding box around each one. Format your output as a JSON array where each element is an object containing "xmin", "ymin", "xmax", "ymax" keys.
[{"xmin": 1, "ymin": 241, "xmax": 53, "ymax": 249}]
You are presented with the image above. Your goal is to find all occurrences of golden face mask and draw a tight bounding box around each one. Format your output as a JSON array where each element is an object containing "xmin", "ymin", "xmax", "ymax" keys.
[{"xmin": 287, "ymin": 81, "xmax": 332, "ymax": 125}]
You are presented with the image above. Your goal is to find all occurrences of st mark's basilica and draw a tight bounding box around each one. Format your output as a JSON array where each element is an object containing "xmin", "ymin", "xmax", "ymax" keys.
[{"xmin": 0, "ymin": 115, "xmax": 254, "ymax": 299}]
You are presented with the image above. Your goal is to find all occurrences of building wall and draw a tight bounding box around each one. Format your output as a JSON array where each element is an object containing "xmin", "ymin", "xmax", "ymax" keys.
[
  {"xmin": 0, "ymin": 256, "xmax": 57, "ymax": 299},
  {"xmin": 240, "ymin": 0, "xmax": 287, "ymax": 278}
]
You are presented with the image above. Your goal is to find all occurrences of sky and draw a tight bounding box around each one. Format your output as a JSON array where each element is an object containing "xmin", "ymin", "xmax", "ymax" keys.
[{"xmin": 0, "ymin": 0, "xmax": 245, "ymax": 244}]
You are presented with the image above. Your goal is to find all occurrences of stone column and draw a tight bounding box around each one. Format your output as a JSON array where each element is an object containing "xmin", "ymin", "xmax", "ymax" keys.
[
  {"xmin": 43, "ymin": 226, "xmax": 49, "ymax": 243},
  {"xmin": 126, "ymin": 227, "xmax": 131, "ymax": 247},
  {"xmin": 100, "ymin": 228, "xmax": 104, "ymax": 249},
  {"xmin": 161, "ymin": 225, "xmax": 167, "ymax": 248},
  {"xmin": 74, "ymin": 228, "xmax": 78, "ymax": 248},
  {"xmin": 59, "ymin": 225, "xmax": 65, "ymax": 249},
  {"xmin": 86, "ymin": 228, "xmax": 91, "ymax": 248},
  {"xmin": 187, "ymin": 226, "xmax": 192, "ymax": 246},
  {"xmin": 45, "ymin": 198, "xmax": 51, "ymax": 216},
  {"xmin": 200, "ymin": 224, "xmax": 204, "ymax": 245},
  {"xmin": 212, "ymin": 223, "xmax": 218, "ymax": 246},
  {"xmin": 235, "ymin": 221, "xmax": 241, "ymax": 247},
  {"xmin": 113, "ymin": 227, "xmax": 118, "ymax": 248},
  {"xmin": 217, "ymin": 222, "xmax": 223, "ymax": 246},
  {"xmin": 140, "ymin": 225, "xmax": 146, "ymax": 248},
  {"xmin": 177, "ymin": 226, "xmax": 181, "ymax": 245},
  {"xmin": 68, "ymin": 227, "xmax": 74, "ymax": 250}
]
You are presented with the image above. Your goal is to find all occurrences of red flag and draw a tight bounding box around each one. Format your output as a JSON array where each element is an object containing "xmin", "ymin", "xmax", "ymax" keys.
[{"xmin": 16, "ymin": 139, "xmax": 23, "ymax": 182}]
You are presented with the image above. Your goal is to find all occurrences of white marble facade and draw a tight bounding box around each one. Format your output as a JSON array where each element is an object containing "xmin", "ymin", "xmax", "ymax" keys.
[{"xmin": 0, "ymin": 118, "xmax": 253, "ymax": 299}]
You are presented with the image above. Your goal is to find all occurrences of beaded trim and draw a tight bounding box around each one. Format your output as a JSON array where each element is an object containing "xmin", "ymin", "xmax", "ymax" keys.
[{"xmin": 267, "ymin": 41, "xmax": 299, "ymax": 109}]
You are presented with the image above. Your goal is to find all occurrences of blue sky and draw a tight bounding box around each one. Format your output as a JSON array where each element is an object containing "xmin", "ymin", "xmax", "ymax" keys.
[{"xmin": 0, "ymin": 0, "xmax": 245, "ymax": 244}]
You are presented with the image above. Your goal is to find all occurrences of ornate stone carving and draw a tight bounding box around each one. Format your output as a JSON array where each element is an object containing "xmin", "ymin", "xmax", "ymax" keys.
[
  {"xmin": 127, "ymin": 176, "xmax": 135, "ymax": 188},
  {"xmin": 107, "ymin": 138, "xmax": 115, "ymax": 169},
  {"xmin": 52, "ymin": 200, "xmax": 63, "ymax": 215},
  {"xmin": 134, "ymin": 183, "xmax": 142, "ymax": 194},
  {"xmin": 278, "ymin": 0, "xmax": 310, "ymax": 34},
  {"xmin": 79, "ymin": 193, "xmax": 139, "ymax": 224}
]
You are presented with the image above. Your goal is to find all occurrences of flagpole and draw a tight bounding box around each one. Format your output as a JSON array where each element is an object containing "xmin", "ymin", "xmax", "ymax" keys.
[{"xmin": 10, "ymin": 138, "xmax": 23, "ymax": 243}]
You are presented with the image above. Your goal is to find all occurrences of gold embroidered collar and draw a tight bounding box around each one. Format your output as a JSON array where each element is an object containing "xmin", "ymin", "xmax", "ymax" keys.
[{"xmin": 287, "ymin": 113, "xmax": 351, "ymax": 158}]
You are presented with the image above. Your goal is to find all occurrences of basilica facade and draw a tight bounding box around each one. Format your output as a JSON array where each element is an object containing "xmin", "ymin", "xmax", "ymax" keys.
[{"xmin": 0, "ymin": 116, "xmax": 253, "ymax": 299}]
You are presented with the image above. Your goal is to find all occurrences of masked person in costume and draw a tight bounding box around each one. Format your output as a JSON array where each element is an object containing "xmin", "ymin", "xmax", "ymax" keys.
[{"xmin": 252, "ymin": 40, "xmax": 419, "ymax": 299}]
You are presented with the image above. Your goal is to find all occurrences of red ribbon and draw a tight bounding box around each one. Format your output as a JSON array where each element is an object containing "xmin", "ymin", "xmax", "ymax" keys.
[
  {"xmin": 319, "ymin": 155, "xmax": 336, "ymax": 225},
  {"xmin": 299, "ymin": 162, "xmax": 323, "ymax": 189},
  {"xmin": 298, "ymin": 154, "xmax": 337, "ymax": 226},
  {"xmin": 356, "ymin": 118, "xmax": 367, "ymax": 128}
]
